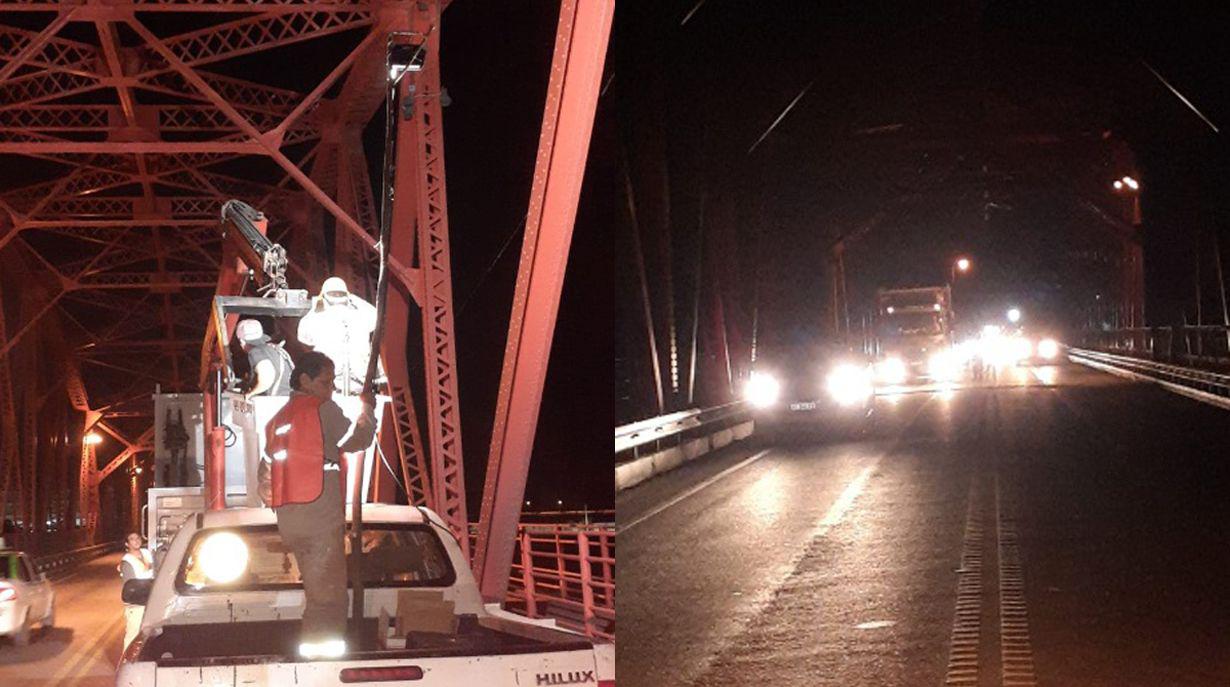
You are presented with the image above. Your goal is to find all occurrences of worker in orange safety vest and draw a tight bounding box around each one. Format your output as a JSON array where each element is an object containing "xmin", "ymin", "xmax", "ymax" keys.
[{"xmin": 257, "ymin": 350, "xmax": 375, "ymax": 659}]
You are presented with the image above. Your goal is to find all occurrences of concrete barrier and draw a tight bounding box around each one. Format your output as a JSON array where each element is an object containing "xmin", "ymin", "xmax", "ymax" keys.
[{"xmin": 615, "ymin": 420, "xmax": 755, "ymax": 491}]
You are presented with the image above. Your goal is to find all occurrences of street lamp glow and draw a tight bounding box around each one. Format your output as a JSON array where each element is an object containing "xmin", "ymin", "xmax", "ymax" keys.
[
  {"xmin": 84, "ymin": 432, "xmax": 103, "ymax": 446},
  {"xmin": 1006, "ymin": 307, "xmax": 1021, "ymax": 323},
  {"xmin": 1113, "ymin": 179, "xmax": 1124, "ymax": 190},
  {"xmin": 956, "ymin": 257, "xmax": 970, "ymax": 272},
  {"xmin": 1123, "ymin": 176, "xmax": 1139, "ymax": 190}
]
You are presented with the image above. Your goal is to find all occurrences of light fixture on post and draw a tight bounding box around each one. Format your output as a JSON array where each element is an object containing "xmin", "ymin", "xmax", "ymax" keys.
[
  {"xmin": 84, "ymin": 431, "xmax": 103, "ymax": 446},
  {"xmin": 387, "ymin": 38, "xmax": 426, "ymax": 85}
]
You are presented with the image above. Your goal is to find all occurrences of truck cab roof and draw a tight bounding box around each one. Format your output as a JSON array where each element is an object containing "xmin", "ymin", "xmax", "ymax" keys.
[{"xmin": 195, "ymin": 504, "xmax": 439, "ymax": 530}]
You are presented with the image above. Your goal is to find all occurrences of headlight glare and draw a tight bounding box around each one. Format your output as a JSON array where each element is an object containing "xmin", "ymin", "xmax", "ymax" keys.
[
  {"xmin": 927, "ymin": 349, "xmax": 961, "ymax": 382},
  {"xmin": 876, "ymin": 357, "xmax": 908, "ymax": 385},
  {"xmin": 1037, "ymin": 338, "xmax": 1059, "ymax": 360},
  {"xmin": 826, "ymin": 364, "xmax": 873, "ymax": 406},
  {"xmin": 744, "ymin": 372, "xmax": 781, "ymax": 408}
]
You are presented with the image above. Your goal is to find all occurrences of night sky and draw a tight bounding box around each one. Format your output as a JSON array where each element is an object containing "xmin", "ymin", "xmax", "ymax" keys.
[
  {"xmin": 613, "ymin": 1, "xmax": 1230, "ymax": 421},
  {"xmin": 436, "ymin": 2, "xmax": 613, "ymax": 511}
]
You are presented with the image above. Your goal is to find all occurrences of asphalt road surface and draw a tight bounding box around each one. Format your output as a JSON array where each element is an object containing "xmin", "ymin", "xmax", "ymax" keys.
[
  {"xmin": 0, "ymin": 553, "xmax": 124, "ymax": 686},
  {"xmin": 617, "ymin": 361, "xmax": 1230, "ymax": 686}
]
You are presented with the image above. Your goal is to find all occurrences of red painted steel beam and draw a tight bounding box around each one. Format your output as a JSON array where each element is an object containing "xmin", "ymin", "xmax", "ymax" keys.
[
  {"xmin": 474, "ymin": 0, "xmax": 613, "ymax": 600},
  {"xmin": 400, "ymin": 9, "xmax": 471, "ymax": 551}
]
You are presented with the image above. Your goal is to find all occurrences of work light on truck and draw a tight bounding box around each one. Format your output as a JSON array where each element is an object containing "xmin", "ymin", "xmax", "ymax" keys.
[{"xmin": 197, "ymin": 531, "xmax": 249, "ymax": 584}]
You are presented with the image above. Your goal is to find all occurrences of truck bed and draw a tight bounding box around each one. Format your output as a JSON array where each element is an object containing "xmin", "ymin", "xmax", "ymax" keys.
[{"xmin": 140, "ymin": 617, "xmax": 593, "ymax": 667}]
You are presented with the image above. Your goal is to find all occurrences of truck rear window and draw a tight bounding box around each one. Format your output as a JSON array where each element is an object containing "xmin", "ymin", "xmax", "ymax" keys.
[{"xmin": 175, "ymin": 524, "xmax": 456, "ymax": 593}]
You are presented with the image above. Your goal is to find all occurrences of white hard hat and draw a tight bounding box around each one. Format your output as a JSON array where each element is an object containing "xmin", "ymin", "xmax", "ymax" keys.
[
  {"xmin": 236, "ymin": 319, "xmax": 265, "ymax": 343},
  {"xmin": 319, "ymin": 276, "xmax": 349, "ymax": 298}
]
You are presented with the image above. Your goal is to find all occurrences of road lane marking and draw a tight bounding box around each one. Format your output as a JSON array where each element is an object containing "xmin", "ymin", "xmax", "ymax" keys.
[
  {"xmin": 48, "ymin": 612, "xmax": 123, "ymax": 684},
  {"xmin": 618, "ymin": 449, "xmax": 772, "ymax": 534},
  {"xmin": 683, "ymin": 394, "xmax": 933, "ymax": 686},
  {"xmin": 997, "ymin": 474, "xmax": 1039, "ymax": 687},
  {"xmin": 943, "ymin": 476, "xmax": 986, "ymax": 687}
]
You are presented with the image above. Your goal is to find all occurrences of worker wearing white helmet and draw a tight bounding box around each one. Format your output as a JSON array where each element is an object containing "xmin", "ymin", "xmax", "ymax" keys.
[{"xmin": 297, "ymin": 277, "xmax": 379, "ymax": 395}]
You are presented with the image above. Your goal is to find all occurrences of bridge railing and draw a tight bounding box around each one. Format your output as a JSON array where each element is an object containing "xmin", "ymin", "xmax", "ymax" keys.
[
  {"xmin": 1078, "ymin": 325, "xmax": 1230, "ymax": 369},
  {"xmin": 469, "ymin": 522, "xmax": 615, "ymax": 641},
  {"xmin": 1068, "ymin": 347, "xmax": 1230, "ymax": 408},
  {"xmin": 615, "ymin": 401, "xmax": 747, "ymax": 461},
  {"xmin": 32, "ymin": 540, "xmax": 123, "ymax": 579}
]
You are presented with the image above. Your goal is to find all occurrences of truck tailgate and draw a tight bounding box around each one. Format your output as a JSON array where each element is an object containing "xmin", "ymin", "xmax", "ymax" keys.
[{"xmin": 142, "ymin": 648, "xmax": 601, "ymax": 686}]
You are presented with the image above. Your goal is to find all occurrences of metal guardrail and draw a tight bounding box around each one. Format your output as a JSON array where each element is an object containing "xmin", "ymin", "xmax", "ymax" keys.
[
  {"xmin": 1078, "ymin": 325, "xmax": 1230, "ymax": 368},
  {"xmin": 469, "ymin": 523, "xmax": 615, "ymax": 640},
  {"xmin": 32, "ymin": 540, "xmax": 123, "ymax": 579},
  {"xmin": 615, "ymin": 401, "xmax": 747, "ymax": 459},
  {"xmin": 1069, "ymin": 347, "xmax": 1230, "ymax": 408}
]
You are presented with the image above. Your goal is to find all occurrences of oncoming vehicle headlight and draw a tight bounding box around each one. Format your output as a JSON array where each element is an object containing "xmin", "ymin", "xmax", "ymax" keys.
[
  {"xmin": 1010, "ymin": 336, "xmax": 1033, "ymax": 362},
  {"xmin": 826, "ymin": 364, "xmax": 873, "ymax": 406},
  {"xmin": 927, "ymin": 349, "xmax": 961, "ymax": 382},
  {"xmin": 198, "ymin": 531, "xmax": 249, "ymax": 584},
  {"xmin": 876, "ymin": 357, "xmax": 907, "ymax": 385},
  {"xmin": 1037, "ymin": 338, "xmax": 1059, "ymax": 360},
  {"xmin": 744, "ymin": 371, "xmax": 781, "ymax": 409}
]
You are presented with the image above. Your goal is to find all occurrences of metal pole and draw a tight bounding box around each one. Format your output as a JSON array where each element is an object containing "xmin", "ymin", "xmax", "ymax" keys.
[
  {"xmin": 1214, "ymin": 231, "xmax": 1230, "ymax": 355},
  {"xmin": 623, "ymin": 148, "xmax": 665, "ymax": 415},
  {"xmin": 687, "ymin": 189, "xmax": 704, "ymax": 406},
  {"xmin": 1195, "ymin": 239, "xmax": 1203, "ymax": 357}
]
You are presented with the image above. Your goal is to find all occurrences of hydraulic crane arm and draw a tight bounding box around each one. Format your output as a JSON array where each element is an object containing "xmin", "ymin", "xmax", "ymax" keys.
[{"xmin": 219, "ymin": 199, "xmax": 288, "ymax": 295}]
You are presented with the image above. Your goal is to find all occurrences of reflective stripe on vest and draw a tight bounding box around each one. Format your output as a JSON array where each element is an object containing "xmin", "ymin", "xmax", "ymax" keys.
[
  {"xmin": 122, "ymin": 550, "xmax": 153, "ymax": 579},
  {"xmin": 265, "ymin": 394, "xmax": 343, "ymax": 507}
]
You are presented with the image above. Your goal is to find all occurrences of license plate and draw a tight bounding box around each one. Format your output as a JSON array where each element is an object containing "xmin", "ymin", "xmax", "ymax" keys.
[{"xmin": 789, "ymin": 401, "xmax": 818, "ymax": 411}]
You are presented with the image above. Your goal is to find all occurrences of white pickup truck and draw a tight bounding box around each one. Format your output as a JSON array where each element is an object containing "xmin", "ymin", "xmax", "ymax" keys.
[{"xmin": 115, "ymin": 504, "xmax": 614, "ymax": 686}]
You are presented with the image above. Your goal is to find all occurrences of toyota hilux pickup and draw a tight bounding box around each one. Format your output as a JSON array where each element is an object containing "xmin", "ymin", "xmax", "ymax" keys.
[{"xmin": 115, "ymin": 504, "xmax": 614, "ymax": 687}]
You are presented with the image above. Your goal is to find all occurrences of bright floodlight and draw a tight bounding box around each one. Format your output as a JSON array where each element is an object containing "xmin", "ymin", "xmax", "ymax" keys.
[
  {"xmin": 1123, "ymin": 176, "xmax": 1139, "ymax": 190},
  {"xmin": 956, "ymin": 257, "xmax": 971, "ymax": 272},
  {"xmin": 1113, "ymin": 180, "xmax": 1124, "ymax": 190},
  {"xmin": 84, "ymin": 432, "xmax": 103, "ymax": 446},
  {"xmin": 826, "ymin": 364, "xmax": 874, "ymax": 406},
  {"xmin": 744, "ymin": 371, "xmax": 781, "ymax": 408},
  {"xmin": 1038, "ymin": 338, "xmax": 1060, "ymax": 360},
  {"xmin": 1006, "ymin": 307, "xmax": 1021, "ymax": 323},
  {"xmin": 198, "ymin": 531, "xmax": 249, "ymax": 584}
]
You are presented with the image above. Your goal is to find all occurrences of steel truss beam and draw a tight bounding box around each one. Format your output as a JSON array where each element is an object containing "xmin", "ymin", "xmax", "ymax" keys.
[{"xmin": 474, "ymin": 0, "xmax": 613, "ymax": 600}]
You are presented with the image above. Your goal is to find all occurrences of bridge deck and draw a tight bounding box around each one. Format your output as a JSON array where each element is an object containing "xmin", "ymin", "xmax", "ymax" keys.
[{"xmin": 617, "ymin": 361, "xmax": 1230, "ymax": 686}]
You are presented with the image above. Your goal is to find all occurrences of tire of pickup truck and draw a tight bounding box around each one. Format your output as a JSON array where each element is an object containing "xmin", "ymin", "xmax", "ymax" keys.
[{"xmin": 12, "ymin": 610, "xmax": 30, "ymax": 646}]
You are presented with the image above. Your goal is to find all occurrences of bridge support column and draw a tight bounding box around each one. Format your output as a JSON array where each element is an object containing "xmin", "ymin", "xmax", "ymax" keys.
[{"xmin": 474, "ymin": 0, "xmax": 614, "ymax": 601}]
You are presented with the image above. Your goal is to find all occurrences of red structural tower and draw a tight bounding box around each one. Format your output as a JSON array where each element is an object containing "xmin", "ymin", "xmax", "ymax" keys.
[{"xmin": 0, "ymin": 0, "xmax": 614, "ymax": 590}]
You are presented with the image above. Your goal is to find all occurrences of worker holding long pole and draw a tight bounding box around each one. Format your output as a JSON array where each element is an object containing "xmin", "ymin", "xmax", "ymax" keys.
[{"xmin": 257, "ymin": 351, "xmax": 375, "ymax": 659}]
